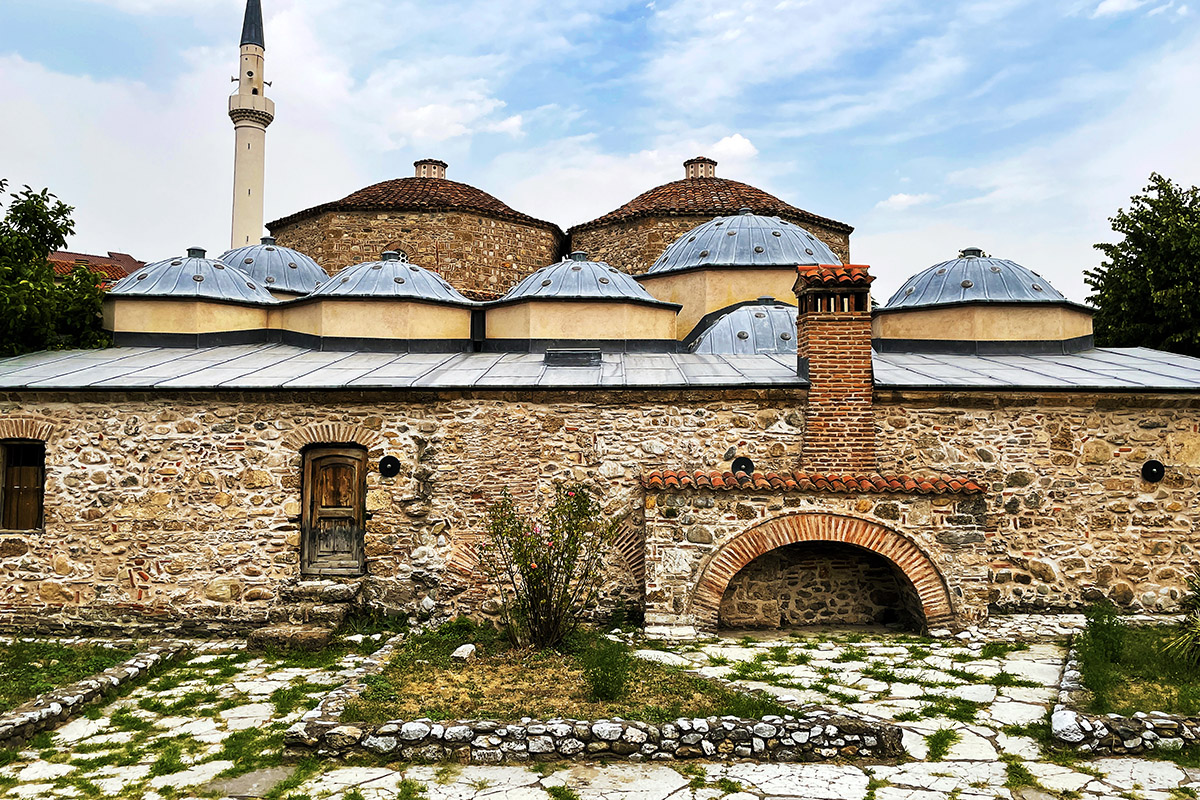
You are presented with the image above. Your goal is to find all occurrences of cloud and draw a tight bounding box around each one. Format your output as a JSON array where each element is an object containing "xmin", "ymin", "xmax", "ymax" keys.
[
  {"xmin": 876, "ymin": 193, "xmax": 936, "ymax": 211},
  {"xmin": 1091, "ymin": 0, "xmax": 1151, "ymax": 15}
]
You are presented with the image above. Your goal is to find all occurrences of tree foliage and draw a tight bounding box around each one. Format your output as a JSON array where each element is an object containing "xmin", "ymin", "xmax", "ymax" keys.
[
  {"xmin": 0, "ymin": 179, "xmax": 110, "ymax": 356},
  {"xmin": 1085, "ymin": 173, "xmax": 1200, "ymax": 356}
]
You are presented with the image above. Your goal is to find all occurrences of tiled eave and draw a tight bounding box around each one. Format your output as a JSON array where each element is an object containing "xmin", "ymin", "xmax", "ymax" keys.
[{"xmin": 641, "ymin": 470, "xmax": 984, "ymax": 494}]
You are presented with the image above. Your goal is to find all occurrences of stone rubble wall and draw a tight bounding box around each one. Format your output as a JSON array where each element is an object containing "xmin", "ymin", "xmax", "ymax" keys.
[
  {"xmin": 876, "ymin": 391, "xmax": 1200, "ymax": 614},
  {"xmin": 271, "ymin": 209, "xmax": 565, "ymax": 296},
  {"xmin": 0, "ymin": 642, "xmax": 186, "ymax": 748}
]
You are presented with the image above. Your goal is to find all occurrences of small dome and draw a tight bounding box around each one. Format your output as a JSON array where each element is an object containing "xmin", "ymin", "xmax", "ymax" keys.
[
  {"xmin": 689, "ymin": 301, "xmax": 797, "ymax": 355},
  {"xmin": 109, "ymin": 248, "xmax": 279, "ymax": 304},
  {"xmin": 307, "ymin": 251, "xmax": 473, "ymax": 304},
  {"xmin": 885, "ymin": 249, "xmax": 1072, "ymax": 309},
  {"xmin": 501, "ymin": 252, "xmax": 677, "ymax": 306},
  {"xmin": 219, "ymin": 237, "xmax": 328, "ymax": 294},
  {"xmin": 648, "ymin": 210, "xmax": 841, "ymax": 275}
]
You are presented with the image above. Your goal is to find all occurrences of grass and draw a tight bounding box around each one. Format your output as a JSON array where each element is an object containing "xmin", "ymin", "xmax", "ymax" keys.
[
  {"xmin": 924, "ymin": 728, "xmax": 960, "ymax": 760},
  {"xmin": 0, "ymin": 640, "xmax": 136, "ymax": 712},
  {"xmin": 342, "ymin": 618, "xmax": 794, "ymax": 725},
  {"xmin": 546, "ymin": 787, "xmax": 581, "ymax": 800},
  {"xmin": 1079, "ymin": 625, "xmax": 1200, "ymax": 715}
]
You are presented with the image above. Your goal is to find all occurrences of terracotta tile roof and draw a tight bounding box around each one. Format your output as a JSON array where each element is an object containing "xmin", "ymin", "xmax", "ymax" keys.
[
  {"xmin": 641, "ymin": 470, "xmax": 984, "ymax": 494},
  {"xmin": 267, "ymin": 177, "xmax": 564, "ymax": 235},
  {"xmin": 568, "ymin": 177, "xmax": 853, "ymax": 235},
  {"xmin": 796, "ymin": 264, "xmax": 874, "ymax": 286},
  {"xmin": 49, "ymin": 250, "xmax": 143, "ymax": 283}
]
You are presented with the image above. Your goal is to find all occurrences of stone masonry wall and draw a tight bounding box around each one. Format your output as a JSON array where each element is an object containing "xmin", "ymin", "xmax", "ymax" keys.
[
  {"xmin": 570, "ymin": 216, "xmax": 851, "ymax": 277},
  {"xmin": 0, "ymin": 390, "xmax": 803, "ymax": 629},
  {"xmin": 876, "ymin": 391, "xmax": 1200, "ymax": 614},
  {"xmin": 271, "ymin": 210, "xmax": 565, "ymax": 297}
]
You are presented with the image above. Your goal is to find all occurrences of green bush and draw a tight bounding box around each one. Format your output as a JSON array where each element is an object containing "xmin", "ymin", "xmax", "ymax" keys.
[
  {"xmin": 1076, "ymin": 601, "xmax": 1126, "ymax": 703},
  {"xmin": 579, "ymin": 637, "xmax": 632, "ymax": 701},
  {"xmin": 1165, "ymin": 613, "xmax": 1200, "ymax": 668}
]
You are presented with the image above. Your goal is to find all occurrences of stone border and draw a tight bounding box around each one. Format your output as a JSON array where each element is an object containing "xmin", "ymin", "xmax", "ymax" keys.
[
  {"xmin": 1051, "ymin": 634, "xmax": 1199, "ymax": 755},
  {"xmin": 283, "ymin": 634, "xmax": 903, "ymax": 763},
  {"xmin": 0, "ymin": 642, "xmax": 188, "ymax": 748}
]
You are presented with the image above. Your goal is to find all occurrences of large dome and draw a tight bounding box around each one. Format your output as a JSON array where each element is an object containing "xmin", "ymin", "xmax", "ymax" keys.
[
  {"xmin": 220, "ymin": 237, "xmax": 327, "ymax": 295},
  {"xmin": 109, "ymin": 248, "xmax": 279, "ymax": 304},
  {"xmin": 647, "ymin": 210, "xmax": 842, "ymax": 275},
  {"xmin": 884, "ymin": 247, "xmax": 1076, "ymax": 309},
  {"xmin": 308, "ymin": 251, "xmax": 473, "ymax": 304},
  {"xmin": 500, "ymin": 252, "xmax": 676, "ymax": 306},
  {"xmin": 689, "ymin": 301, "xmax": 797, "ymax": 355}
]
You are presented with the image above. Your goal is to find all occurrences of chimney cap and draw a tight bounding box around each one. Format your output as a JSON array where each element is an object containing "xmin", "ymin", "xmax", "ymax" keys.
[
  {"xmin": 414, "ymin": 158, "xmax": 449, "ymax": 168},
  {"xmin": 684, "ymin": 156, "xmax": 717, "ymax": 166}
]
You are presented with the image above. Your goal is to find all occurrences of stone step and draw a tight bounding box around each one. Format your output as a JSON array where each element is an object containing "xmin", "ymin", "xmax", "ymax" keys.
[
  {"xmin": 278, "ymin": 579, "xmax": 363, "ymax": 605},
  {"xmin": 266, "ymin": 602, "xmax": 350, "ymax": 627},
  {"xmin": 247, "ymin": 624, "xmax": 333, "ymax": 652}
]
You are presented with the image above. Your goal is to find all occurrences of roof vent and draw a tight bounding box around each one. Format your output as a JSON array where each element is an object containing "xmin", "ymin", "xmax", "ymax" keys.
[
  {"xmin": 544, "ymin": 348, "xmax": 601, "ymax": 367},
  {"xmin": 959, "ymin": 246, "xmax": 986, "ymax": 258},
  {"xmin": 414, "ymin": 159, "xmax": 448, "ymax": 179},
  {"xmin": 381, "ymin": 251, "xmax": 402, "ymax": 262},
  {"xmin": 569, "ymin": 251, "xmax": 589, "ymax": 262},
  {"xmin": 260, "ymin": 236, "xmax": 276, "ymax": 245},
  {"xmin": 186, "ymin": 247, "xmax": 206, "ymax": 259},
  {"xmin": 684, "ymin": 156, "xmax": 717, "ymax": 179},
  {"xmin": 739, "ymin": 207, "xmax": 754, "ymax": 215}
]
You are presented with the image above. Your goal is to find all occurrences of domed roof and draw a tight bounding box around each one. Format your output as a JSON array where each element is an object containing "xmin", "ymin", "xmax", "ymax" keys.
[
  {"xmin": 646, "ymin": 210, "xmax": 841, "ymax": 275},
  {"xmin": 884, "ymin": 247, "xmax": 1077, "ymax": 309},
  {"xmin": 307, "ymin": 251, "xmax": 473, "ymax": 304},
  {"xmin": 219, "ymin": 237, "xmax": 327, "ymax": 294},
  {"xmin": 109, "ymin": 248, "xmax": 279, "ymax": 304},
  {"xmin": 499, "ymin": 252, "xmax": 679, "ymax": 307},
  {"xmin": 689, "ymin": 301, "xmax": 797, "ymax": 355},
  {"xmin": 267, "ymin": 166, "xmax": 561, "ymax": 234},
  {"xmin": 568, "ymin": 158, "xmax": 852, "ymax": 235}
]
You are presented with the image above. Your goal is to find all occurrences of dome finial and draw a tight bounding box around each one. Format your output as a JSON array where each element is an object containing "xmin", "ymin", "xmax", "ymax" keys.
[
  {"xmin": 960, "ymin": 246, "xmax": 985, "ymax": 258},
  {"xmin": 414, "ymin": 159, "xmax": 448, "ymax": 179},
  {"xmin": 684, "ymin": 156, "xmax": 717, "ymax": 179}
]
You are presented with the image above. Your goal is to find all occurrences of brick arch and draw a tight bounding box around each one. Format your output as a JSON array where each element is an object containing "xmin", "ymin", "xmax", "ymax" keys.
[
  {"xmin": 282, "ymin": 422, "xmax": 383, "ymax": 452},
  {"xmin": 0, "ymin": 417, "xmax": 56, "ymax": 442},
  {"xmin": 688, "ymin": 512, "xmax": 955, "ymax": 629}
]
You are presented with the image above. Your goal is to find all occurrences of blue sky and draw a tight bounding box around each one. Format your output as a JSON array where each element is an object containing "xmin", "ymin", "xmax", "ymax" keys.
[{"xmin": 2, "ymin": 0, "xmax": 1198, "ymax": 302}]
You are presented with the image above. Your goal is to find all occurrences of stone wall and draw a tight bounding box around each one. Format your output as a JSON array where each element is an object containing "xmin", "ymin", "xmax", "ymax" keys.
[
  {"xmin": 876, "ymin": 391, "xmax": 1200, "ymax": 614},
  {"xmin": 271, "ymin": 210, "xmax": 565, "ymax": 297},
  {"xmin": 570, "ymin": 216, "xmax": 851, "ymax": 277},
  {"xmin": 718, "ymin": 542, "xmax": 923, "ymax": 629}
]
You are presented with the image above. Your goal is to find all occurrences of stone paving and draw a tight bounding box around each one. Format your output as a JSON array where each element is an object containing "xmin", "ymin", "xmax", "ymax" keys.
[{"xmin": 0, "ymin": 619, "xmax": 1198, "ymax": 799}]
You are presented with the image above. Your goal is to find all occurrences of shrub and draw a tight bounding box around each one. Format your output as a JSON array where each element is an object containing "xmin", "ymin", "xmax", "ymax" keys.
[
  {"xmin": 1165, "ymin": 612, "xmax": 1200, "ymax": 668},
  {"xmin": 579, "ymin": 637, "xmax": 632, "ymax": 701},
  {"xmin": 480, "ymin": 484, "xmax": 617, "ymax": 649},
  {"xmin": 1076, "ymin": 601, "xmax": 1126, "ymax": 705}
]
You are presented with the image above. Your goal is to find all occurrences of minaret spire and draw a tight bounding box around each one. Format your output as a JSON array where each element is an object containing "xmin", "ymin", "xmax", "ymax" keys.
[{"xmin": 228, "ymin": 0, "xmax": 274, "ymax": 249}]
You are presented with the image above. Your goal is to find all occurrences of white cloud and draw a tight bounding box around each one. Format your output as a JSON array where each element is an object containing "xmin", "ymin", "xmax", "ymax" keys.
[
  {"xmin": 1091, "ymin": 0, "xmax": 1151, "ymax": 16},
  {"xmin": 875, "ymin": 193, "xmax": 936, "ymax": 211}
]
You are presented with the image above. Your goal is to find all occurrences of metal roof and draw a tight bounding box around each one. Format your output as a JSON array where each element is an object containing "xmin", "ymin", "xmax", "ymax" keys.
[
  {"xmin": 219, "ymin": 238, "xmax": 327, "ymax": 295},
  {"xmin": 689, "ymin": 302, "xmax": 798, "ymax": 355},
  {"xmin": 241, "ymin": 0, "xmax": 265, "ymax": 47},
  {"xmin": 499, "ymin": 252, "xmax": 678, "ymax": 307},
  {"xmin": 646, "ymin": 210, "xmax": 841, "ymax": 275},
  {"xmin": 109, "ymin": 249, "xmax": 280, "ymax": 305},
  {"xmin": 1, "ymin": 345, "xmax": 1198, "ymax": 392},
  {"xmin": 883, "ymin": 249, "xmax": 1081, "ymax": 309},
  {"xmin": 306, "ymin": 252, "xmax": 473, "ymax": 305}
]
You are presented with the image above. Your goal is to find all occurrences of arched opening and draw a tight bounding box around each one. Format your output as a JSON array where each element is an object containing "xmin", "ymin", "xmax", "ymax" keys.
[
  {"xmin": 718, "ymin": 541, "xmax": 924, "ymax": 630},
  {"xmin": 689, "ymin": 512, "xmax": 956, "ymax": 632}
]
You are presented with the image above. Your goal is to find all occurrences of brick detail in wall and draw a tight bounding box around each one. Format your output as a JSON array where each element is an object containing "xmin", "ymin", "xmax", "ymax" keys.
[
  {"xmin": 281, "ymin": 422, "xmax": 384, "ymax": 452},
  {"xmin": 688, "ymin": 512, "xmax": 955, "ymax": 629},
  {"xmin": 0, "ymin": 417, "xmax": 56, "ymax": 443}
]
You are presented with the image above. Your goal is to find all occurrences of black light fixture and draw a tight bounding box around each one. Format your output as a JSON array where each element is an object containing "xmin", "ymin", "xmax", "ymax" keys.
[
  {"xmin": 731, "ymin": 456, "xmax": 755, "ymax": 476},
  {"xmin": 1141, "ymin": 459, "xmax": 1165, "ymax": 483},
  {"xmin": 379, "ymin": 455, "xmax": 401, "ymax": 478}
]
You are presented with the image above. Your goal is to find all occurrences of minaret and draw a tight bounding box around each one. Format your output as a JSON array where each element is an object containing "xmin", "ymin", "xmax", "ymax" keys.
[{"xmin": 228, "ymin": 0, "xmax": 274, "ymax": 249}]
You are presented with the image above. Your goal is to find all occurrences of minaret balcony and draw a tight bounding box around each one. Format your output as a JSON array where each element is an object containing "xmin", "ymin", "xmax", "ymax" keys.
[{"xmin": 229, "ymin": 94, "xmax": 275, "ymax": 126}]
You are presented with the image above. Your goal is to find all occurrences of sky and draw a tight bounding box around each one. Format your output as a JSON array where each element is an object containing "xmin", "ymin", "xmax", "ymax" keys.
[{"xmin": 1, "ymin": 0, "xmax": 1198, "ymax": 303}]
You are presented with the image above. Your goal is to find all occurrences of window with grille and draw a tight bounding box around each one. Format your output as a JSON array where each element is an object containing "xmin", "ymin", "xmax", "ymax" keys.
[{"xmin": 1, "ymin": 440, "xmax": 45, "ymax": 531}]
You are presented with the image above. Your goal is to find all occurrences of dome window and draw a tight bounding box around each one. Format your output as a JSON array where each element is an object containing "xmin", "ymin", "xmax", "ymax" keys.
[
  {"xmin": 541, "ymin": 279, "xmax": 552, "ymax": 287},
  {"xmin": 598, "ymin": 277, "xmax": 610, "ymax": 284},
  {"xmin": 961, "ymin": 280, "xmax": 974, "ymax": 289},
  {"xmin": 1032, "ymin": 284, "xmax": 1043, "ymax": 291},
  {"xmin": 192, "ymin": 275, "xmax": 204, "ymax": 282},
  {"xmin": 394, "ymin": 277, "xmax": 405, "ymax": 284},
  {"xmin": 214, "ymin": 263, "xmax": 226, "ymax": 270},
  {"xmin": 754, "ymin": 246, "xmax": 765, "ymax": 253}
]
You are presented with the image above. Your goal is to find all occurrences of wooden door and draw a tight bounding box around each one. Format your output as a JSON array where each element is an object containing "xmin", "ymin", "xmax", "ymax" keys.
[
  {"xmin": 1, "ymin": 442, "xmax": 44, "ymax": 531},
  {"xmin": 301, "ymin": 447, "xmax": 366, "ymax": 577}
]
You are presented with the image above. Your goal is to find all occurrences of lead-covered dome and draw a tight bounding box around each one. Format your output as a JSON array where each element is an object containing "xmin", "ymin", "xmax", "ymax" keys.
[
  {"xmin": 307, "ymin": 251, "xmax": 473, "ymax": 304},
  {"xmin": 689, "ymin": 300, "xmax": 797, "ymax": 354},
  {"xmin": 884, "ymin": 247, "xmax": 1074, "ymax": 309},
  {"xmin": 110, "ymin": 247, "xmax": 279, "ymax": 304},
  {"xmin": 220, "ymin": 237, "xmax": 327, "ymax": 295},
  {"xmin": 648, "ymin": 209, "xmax": 842, "ymax": 275},
  {"xmin": 500, "ymin": 252, "xmax": 677, "ymax": 307}
]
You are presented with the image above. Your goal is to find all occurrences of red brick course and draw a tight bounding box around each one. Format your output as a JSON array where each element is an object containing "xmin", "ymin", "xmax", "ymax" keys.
[{"xmin": 641, "ymin": 471, "xmax": 982, "ymax": 494}]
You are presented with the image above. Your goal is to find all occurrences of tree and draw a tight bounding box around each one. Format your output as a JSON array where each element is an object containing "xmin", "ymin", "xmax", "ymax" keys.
[
  {"xmin": 1085, "ymin": 173, "xmax": 1200, "ymax": 356},
  {"xmin": 0, "ymin": 179, "xmax": 110, "ymax": 356}
]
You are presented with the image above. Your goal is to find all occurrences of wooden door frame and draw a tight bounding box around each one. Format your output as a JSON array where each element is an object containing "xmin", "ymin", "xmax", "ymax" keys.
[{"xmin": 300, "ymin": 444, "xmax": 368, "ymax": 577}]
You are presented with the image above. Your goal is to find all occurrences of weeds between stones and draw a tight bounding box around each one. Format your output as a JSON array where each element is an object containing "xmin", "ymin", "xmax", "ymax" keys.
[
  {"xmin": 924, "ymin": 728, "xmax": 961, "ymax": 761},
  {"xmin": 0, "ymin": 640, "xmax": 137, "ymax": 713}
]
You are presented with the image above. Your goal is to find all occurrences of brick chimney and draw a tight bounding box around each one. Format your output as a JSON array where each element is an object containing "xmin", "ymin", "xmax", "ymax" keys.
[
  {"xmin": 794, "ymin": 264, "xmax": 876, "ymax": 473},
  {"xmin": 684, "ymin": 156, "xmax": 716, "ymax": 179},
  {"xmin": 414, "ymin": 159, "xmax": 448, "ymax": 179}
]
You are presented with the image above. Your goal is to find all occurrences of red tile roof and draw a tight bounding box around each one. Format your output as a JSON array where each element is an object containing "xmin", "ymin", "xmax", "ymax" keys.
[
  {"xmin": 49, "ymin": 250, "xmax": 143, "ymax": 283},
  {"xmin": 569, "ymin": 177, "xmax": 853, "ymax": 235},
  {"xmin": 796, "ymin": 264, "xmax": 874, "ymax": 286},
  {"xmin": 641, "ymin": 470, "xmax": 984, "ymax": 494},
  {"xmin": 267, "ymin": 177, "xmax": 564, "ymax": 234}
]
